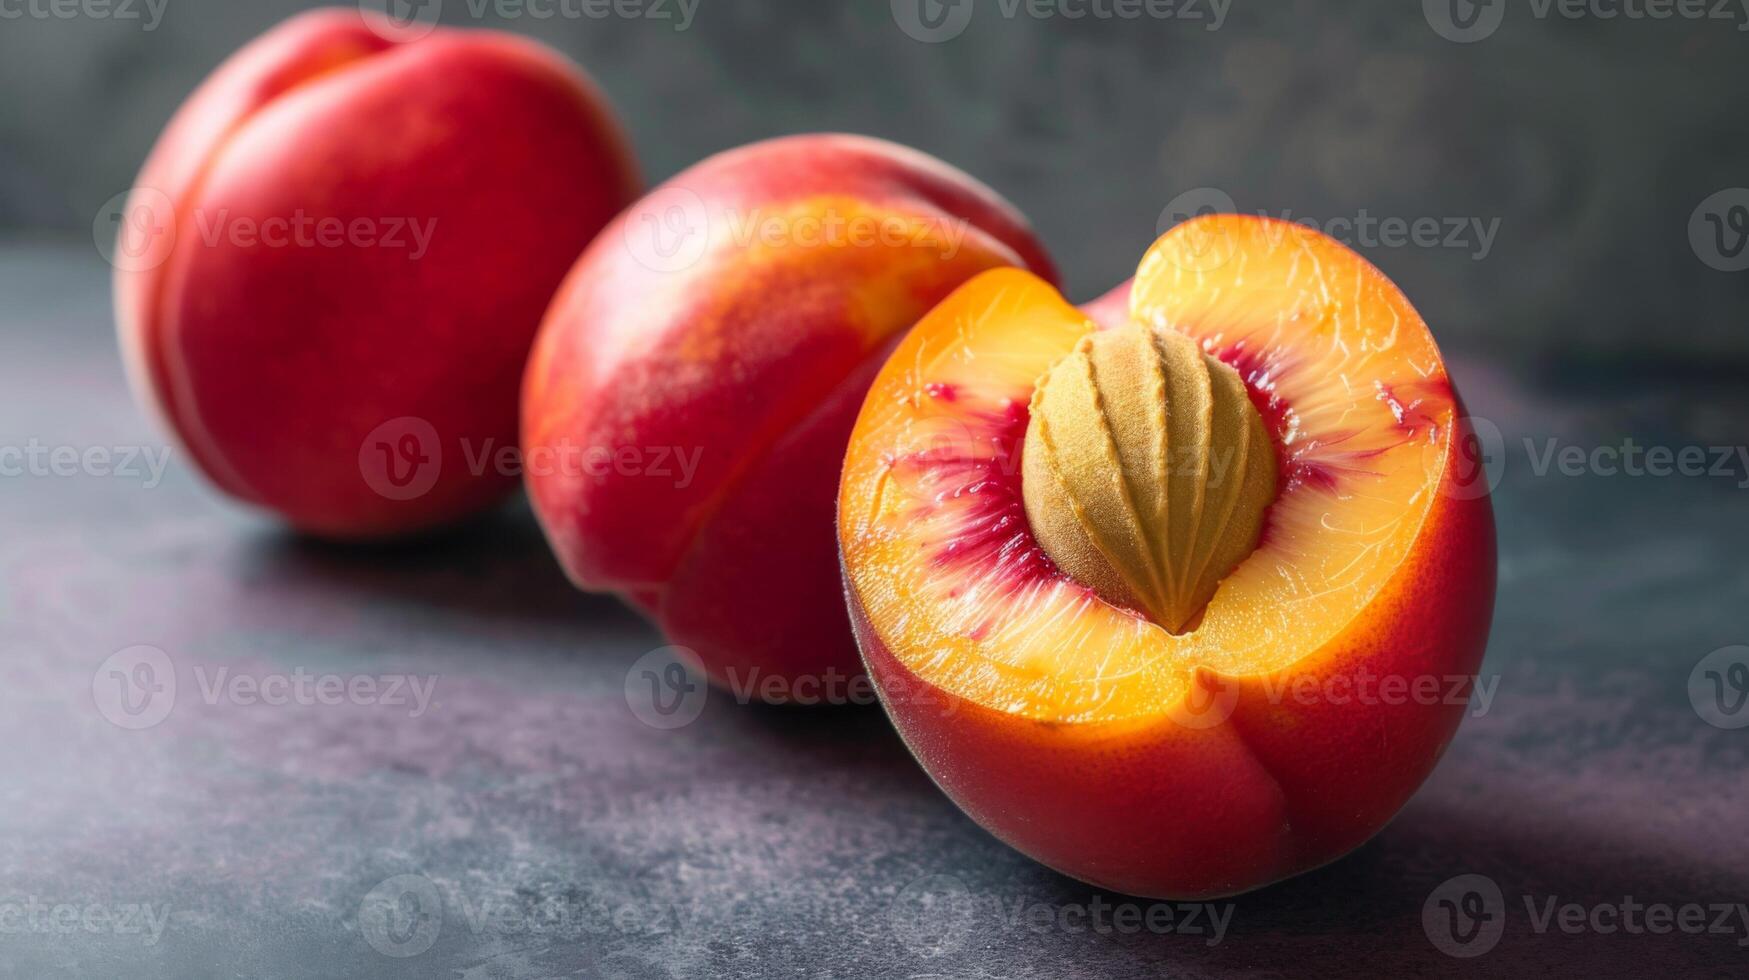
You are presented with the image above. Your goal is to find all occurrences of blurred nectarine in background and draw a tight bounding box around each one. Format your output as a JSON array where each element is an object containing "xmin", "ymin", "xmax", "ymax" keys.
[{"xmin": 115, "ymin": 8, "xmax": 639, "ymax": 536}]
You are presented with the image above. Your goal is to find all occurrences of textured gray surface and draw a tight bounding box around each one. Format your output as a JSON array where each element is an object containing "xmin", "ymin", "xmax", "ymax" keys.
[
  {"xmin": 3, "ymin": 0, "xmax": 1749, "ymax": 366},
  {"xmin": 3, "ymin": 239, "xmax": 1748, "ymax": 979}
]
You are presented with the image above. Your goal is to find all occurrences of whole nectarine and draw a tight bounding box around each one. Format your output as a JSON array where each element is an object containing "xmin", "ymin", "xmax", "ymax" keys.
[
  {"xmin": 522, "ymin": 134, "xmax": 1056, "ymax": 696},
  {"xmin": 114, "ymin": 9, "xmax": 639, "ymax": 536}
]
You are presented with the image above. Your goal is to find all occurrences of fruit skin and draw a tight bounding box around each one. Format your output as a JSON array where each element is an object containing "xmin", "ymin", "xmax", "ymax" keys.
[
  {"xmin": 853, "ymin": 455, "xmax": 1494, "ymax": 898},
  {"xmin": 842, "ymin": 219, "xmax": 1496, "ymax": 899},
  {"xmin": 115, "ymin": 8, "xmax": 640, "ymax": 536},
  {"xmin": 522, "ymin": 134, "xmax": 1056, "ymax": 693}
]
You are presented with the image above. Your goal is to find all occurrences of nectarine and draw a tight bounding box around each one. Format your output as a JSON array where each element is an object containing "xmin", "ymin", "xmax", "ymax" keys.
[
  {"xmin": 522, "ymin": 134, "xmax": 1056, "ymax": 696},
  {"xmin": 115, "ymin": 9, "xmax": 639, "ymax": 536},
  {"xmin": 839, "ymin": 215, "xmax": 1496, "ymax": 898}
]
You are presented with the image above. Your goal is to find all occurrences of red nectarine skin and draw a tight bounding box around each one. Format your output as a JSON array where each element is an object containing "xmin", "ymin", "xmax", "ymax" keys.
[
  {"xmin": 116, "ymin": 9, "xmax": 639, "ymax": 536},
  {"xmin": 522, "ymin": 134, "xmax": 1056, "ymax": 692},
  {"xmin": 840, "ymin": 216, "xmax": 1496, "ymax": 898}
]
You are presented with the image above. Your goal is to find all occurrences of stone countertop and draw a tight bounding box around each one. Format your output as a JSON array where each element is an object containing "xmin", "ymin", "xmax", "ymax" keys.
[{"xmin": 2, "ymin": 244, "xmax": 1745, "ymax": 979}]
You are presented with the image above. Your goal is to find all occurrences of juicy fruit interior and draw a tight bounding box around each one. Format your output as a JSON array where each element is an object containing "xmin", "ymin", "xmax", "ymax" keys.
[{"xmin": 840, "ymin": 218, "xmax": 1457, "ymax": 723}]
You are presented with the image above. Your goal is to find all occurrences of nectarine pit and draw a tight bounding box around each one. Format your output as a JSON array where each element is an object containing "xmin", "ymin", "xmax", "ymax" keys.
[{"xmin": 1020, "ymin": 323, "xmax": 1276, "ymax": 634}]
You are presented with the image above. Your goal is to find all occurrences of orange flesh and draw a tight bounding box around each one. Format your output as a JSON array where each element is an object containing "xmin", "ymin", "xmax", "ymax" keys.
[{"xmin": 839, "ymin": 216, "xmax": 1457, "ymax": 723}]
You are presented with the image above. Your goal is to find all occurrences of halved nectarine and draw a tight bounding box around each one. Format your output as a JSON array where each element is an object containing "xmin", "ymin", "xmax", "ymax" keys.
[{"xmin": 838, "ymin": 215, "xmax": 1496, "ymax": 898}]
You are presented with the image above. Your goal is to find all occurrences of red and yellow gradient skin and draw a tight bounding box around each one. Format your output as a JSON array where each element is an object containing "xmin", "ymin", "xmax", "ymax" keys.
[
  {"xmin": 115, "ymin": 9, "xmax": 639, "ymax": 536},
  {"xmin": 840, "ymin": 216, "xmax": 1496, "ymax": 898},
  {"xmin": 523, "ymin": 134, "xmax": 1056, "ymax": 692}
]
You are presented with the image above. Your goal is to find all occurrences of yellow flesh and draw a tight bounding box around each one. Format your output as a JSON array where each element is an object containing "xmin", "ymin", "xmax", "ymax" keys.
[{"xmin": 840, "ymin": 221, "xmax": 1454, "ymax": 723}]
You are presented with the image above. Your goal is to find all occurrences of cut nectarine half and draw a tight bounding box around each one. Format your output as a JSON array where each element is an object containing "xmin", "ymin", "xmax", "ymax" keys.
[{"xmin": 838, "ymin": 215, "xmax": 1496, "ymax": 899}]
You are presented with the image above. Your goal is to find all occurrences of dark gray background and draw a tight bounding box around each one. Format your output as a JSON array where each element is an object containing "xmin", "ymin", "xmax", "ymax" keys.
[
  {"xmin": 3, "ymin": 2, "xmax": 1748, "ymax": 979},
  {"xmin": 3, "ymin": 0, "xmax": 1748, "ymax": 367}
]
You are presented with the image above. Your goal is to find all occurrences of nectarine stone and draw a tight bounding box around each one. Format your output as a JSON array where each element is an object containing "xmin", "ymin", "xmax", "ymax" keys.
[{"xmin": 1021, "ymin": 324, "xmax": 1275, "ymax": 634}]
